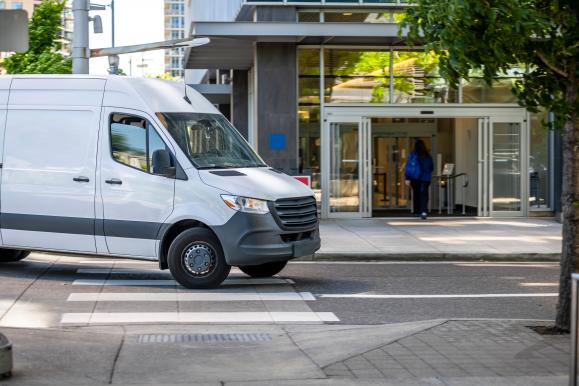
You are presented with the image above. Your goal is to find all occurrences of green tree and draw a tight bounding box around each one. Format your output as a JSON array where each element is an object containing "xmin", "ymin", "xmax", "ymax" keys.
[
  {"xmin": 2, "ymin": 0, "xmax": 71, "ymax": 74},
  {"xmin": 403, "ymin": 0, "xmax": 578, "ymax": 330}
]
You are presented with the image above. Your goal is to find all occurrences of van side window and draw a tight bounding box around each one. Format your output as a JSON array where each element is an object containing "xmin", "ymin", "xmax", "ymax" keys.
[{"xmin": 110, "ymin": 113, "xmax": 174, "ymax": 175}]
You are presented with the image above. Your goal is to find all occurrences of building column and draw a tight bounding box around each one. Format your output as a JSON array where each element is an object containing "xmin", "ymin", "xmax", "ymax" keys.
[
  {"xmin": 255, "ymin": 42, "xmax": 298, "ymax": 174},
  {"xmin": 232, "ymin": 70, "xmax": 249, "ymax": 140}
]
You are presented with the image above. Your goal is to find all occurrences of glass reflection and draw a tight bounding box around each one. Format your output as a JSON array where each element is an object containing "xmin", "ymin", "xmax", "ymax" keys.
[
  {"xmin": 330, "ymin": 122, "xmax": 360, "ymax": 213},
  {"xmin": 298, "ymin": 49, "xmax": 322, "ymax": 190},
  {"xmin": 325, "ymin": 50, "xmax": 391, "ymax": 103},
  {"xmin": 392, "ymin": 51, "xmax": 456, "ymax": 103},
  {"xmin": 529, "ymin": 111, "xmax": 550, "ymax": 209},
  {"xmin": 492, "ymin": 122, "xmax": 522, "ymax": 212}
]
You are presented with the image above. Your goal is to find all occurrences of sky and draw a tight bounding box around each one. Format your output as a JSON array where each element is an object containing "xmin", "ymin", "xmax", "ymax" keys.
[{"xmin": 88, "ymin": 0, "xmax": 165, "ymax": 77}]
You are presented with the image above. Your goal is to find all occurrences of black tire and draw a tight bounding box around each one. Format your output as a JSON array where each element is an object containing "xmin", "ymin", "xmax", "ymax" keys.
[
  {"xmin": 239, "ymin": 261, "xmax": 288, "ymax": 278},
  {"xmin": 167, "ymin": 228, "xmax": 230, "ymax": 289},
  {"xmin": 0, "ymin": 249, "xmax": 30, "ymax": 263}
]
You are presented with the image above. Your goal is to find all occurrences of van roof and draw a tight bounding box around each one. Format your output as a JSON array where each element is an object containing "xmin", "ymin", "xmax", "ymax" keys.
[{"xmin": 0, "ymin": 75, "xmax": 219, "ymax": 115}]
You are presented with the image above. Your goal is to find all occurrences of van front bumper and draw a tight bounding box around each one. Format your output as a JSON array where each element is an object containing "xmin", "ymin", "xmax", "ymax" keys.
[{"xmin": 211, "ymin": 211, "xmax": 321, "ymax": 266}]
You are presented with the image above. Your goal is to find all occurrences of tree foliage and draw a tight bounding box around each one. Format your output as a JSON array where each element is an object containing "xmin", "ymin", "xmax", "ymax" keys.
[
  {"xmin": 403, "ymin": 0, "xmax": 578, "ymax": 331},
  {"xmin": 402, "ymin": 0, "xmax": 578, "ymax": 127},
  {"xmin": 3, "ymin": 0, "xmax": 71, "ymax": 74}
]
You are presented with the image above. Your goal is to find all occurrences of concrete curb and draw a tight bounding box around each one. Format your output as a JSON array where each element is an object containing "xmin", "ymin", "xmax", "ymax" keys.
[
  {"xmin": 0, "ymin": 333, "xmax": 12, "ymax": 379},
  {"xmin": 298, "ymin": 253, "xmax": 560, "ymax": 262}
]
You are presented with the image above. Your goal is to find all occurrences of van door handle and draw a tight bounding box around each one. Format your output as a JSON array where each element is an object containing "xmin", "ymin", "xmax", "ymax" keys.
[
  {"xmin": 73, "ymin": 176, "xmax": 90, "ymax": 183},
  {"xmin": 105, "ymin": 178, "xmax": 123, "ymax": 185}
]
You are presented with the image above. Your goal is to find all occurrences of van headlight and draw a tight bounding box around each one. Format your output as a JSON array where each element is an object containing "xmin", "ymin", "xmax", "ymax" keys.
[{"xmin": 221, "ymin": 195, "xmax": 270, "ymax": 214}]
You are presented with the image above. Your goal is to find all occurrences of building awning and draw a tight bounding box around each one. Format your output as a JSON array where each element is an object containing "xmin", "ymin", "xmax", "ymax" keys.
[
  {"xmin": 189, "ymin": 84, "xmax": 232, "ymax": 105},
  {"xmin": 185, "ymin": 22, "xmax": 409, "ymax": 70}
]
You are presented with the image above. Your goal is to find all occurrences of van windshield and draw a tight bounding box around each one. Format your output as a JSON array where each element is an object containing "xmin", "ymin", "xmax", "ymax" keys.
[{"xmin": 156, "ymin": 112, "xmax": 266, "ymax": 169}]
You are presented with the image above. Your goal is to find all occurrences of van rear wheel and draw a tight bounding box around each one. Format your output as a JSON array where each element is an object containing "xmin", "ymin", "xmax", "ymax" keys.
[
  {"xmin": 0, "ymin": 249, "xmax": 30, "ymax": 263},
  {"xmin": 239, "ymin": 261, "xmax": 288, "ymax": 278},
  {"xmin": 167, "ymin": 228, "xmax": 230, "ymax": 289}
]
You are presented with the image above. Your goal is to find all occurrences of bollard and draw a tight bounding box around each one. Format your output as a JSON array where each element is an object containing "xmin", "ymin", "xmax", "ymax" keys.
[
  {"xmin": 571, "ymin": 274, "xmax": 579, "ymax": 386},
  {"xmin": 0, "ymin": 333, "xmax": 12, "ymax": 379}
]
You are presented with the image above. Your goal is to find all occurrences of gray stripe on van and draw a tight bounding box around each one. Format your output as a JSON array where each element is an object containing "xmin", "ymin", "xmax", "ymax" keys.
[
  {"xmin": 1, "ymin": 213, "xmax": 163, "ymax": 240},
  {"xmin": 101, "ymin": 219, "xmax": 162, "ymax": 239}
]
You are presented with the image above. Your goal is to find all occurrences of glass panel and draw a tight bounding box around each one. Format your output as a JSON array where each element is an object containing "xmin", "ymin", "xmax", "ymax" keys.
[
  {"xmin": 298, "ymin": 12, "xmax": 320, "ymax": 22},
  {"xmin": 299, "ymin": 77, "xmax": 321, "ymax": 104},
  {"xmin": 462, "ymin": 78, "xmax": 519, "ymax": 103},
  {"xmin": 324, "ymin": 11, "xmax": 391, "ymax": 23},
  {"xmin": 492, "ymin": 122, "xmax": 522, "ymax": 212},
  {"xmin": 330, "ymin": 123, "xmax": 360, "ymax": 213},
  {"xmin": 529, "ymin": 111, "xmax": 550, "ymax": 209},
  {"xmin": 325, "ymin": 50, "xmax": 390, "ymax": 103},
  {"xmin": 298, "ymin": 49, "xmax": 321, "ymax": 190},
  {"xmin": 371, "ymin": 117, "xmax": 436, "ymax": 215},
  {"xmin": 148, "ymin": 128, "xmax": 171, "ymax": 175},
  {"xmin": 372, "ymin": 136, "xmax": 411, "ymax": 210},
  {"xmin": 110, "ymin": 114, "xmax": 148, "ymax": 171},
  {"xmin": 156, "ymin": 113, "xmax": 265, "ymax": 169},
  {"xmin": 392, "ymin": 51, "xmax": 457, "ymax": 103},
  {"xmin": 298, "ymin": 106, "xmax": 321, "ymax": 189}
]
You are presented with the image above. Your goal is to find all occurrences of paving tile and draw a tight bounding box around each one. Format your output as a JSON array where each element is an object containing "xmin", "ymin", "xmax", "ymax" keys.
[{"xmin": 324, "ymin": 320, "xmax": 569, "ymax": 381}]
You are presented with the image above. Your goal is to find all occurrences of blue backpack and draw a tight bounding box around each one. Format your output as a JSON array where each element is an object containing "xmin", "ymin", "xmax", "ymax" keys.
[{"xmin": 405, "ymin": 152, "xmax": 422, "ymax": 180}]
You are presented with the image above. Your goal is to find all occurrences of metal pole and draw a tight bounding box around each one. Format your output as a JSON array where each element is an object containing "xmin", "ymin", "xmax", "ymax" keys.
[
  {"xmin": 0, "ymin": 333, "xmax": 12, "ymax": 379},
  {"xmin": 110, "ymin": 0, "xmax": 115, "ymax": 48},
  {"xmin": 462, "ymin": 175, "xmax": 466, "ymax": 215},
  {"xmin": 447, "ymin": 177, "xmax": 451, "ymax": 215},
  {"xmin": 438, "ymin": 179, "xmax": 442, "ymax": 214},
  {"xmin": 570, "ymin": 273, "xmax": 578, "ymax": 386},
  {"xmin": 72, "ymin": 0, "xmax": 89, "ymax": 74}
]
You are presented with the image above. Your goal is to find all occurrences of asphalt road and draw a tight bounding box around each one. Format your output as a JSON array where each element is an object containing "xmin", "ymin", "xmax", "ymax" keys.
[
  {"xmin": 0, "ymin": 253, "xmax": 559, "ymax": 328},
  {"xmin": 286, "ymin": 261, "xmax": 559, "ymax": 324}
]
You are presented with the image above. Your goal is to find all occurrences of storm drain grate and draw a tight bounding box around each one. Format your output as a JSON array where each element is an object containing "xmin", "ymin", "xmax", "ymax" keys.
[{"xmin": 137, "ymin": 333, "xmax": 273, "ymax": 344}]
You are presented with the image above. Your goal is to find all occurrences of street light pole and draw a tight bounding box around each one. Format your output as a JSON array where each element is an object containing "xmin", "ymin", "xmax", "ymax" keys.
[
  {"xmin": 110, "ymin": 0, "xmax": 115, "ymax": 48},
  {"xmin": 72, "ymin": 0, "xmax": 89, "ymax": 74}
]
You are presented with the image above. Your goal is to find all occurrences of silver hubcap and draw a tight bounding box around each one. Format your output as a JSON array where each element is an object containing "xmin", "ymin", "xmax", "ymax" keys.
[{"xmin": 183, "ymin": 243, "xmax": 216, "ymax": 277}]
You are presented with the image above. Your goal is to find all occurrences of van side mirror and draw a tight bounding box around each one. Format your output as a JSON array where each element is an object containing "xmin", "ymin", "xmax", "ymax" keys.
[{"xmin": 152, "ymin": 149, "xmax": 175, "ymax": 178}]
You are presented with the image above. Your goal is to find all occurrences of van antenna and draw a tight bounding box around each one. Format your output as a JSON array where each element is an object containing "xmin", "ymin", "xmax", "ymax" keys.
[{"xmin": 183, "ymin": 81, "xmax": 192, "ymax": 105}]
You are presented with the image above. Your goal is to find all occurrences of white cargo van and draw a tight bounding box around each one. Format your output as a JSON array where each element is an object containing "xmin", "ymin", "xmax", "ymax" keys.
[{"xmin": 0, "ymin": 75, "xmax": 320, "ymax": 288}]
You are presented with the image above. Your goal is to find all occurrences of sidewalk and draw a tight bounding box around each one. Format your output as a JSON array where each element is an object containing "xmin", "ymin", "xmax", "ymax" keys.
[
  {"xmin": 315, "ymin": 218, "xmax": 562, "ymax": 261},
  {"xmin": 1, "ymin": 319, "xmax": 568, "ymax": 385}
]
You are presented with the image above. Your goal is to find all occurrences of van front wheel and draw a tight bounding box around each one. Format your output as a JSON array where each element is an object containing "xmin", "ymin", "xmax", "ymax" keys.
[
  {"xmin": 0, "ymin": 249, "xmax": 30, "ymax": 263},
  {"xmin": 167, "ymin": 228, "xmax": 230, "ymax": 289},
  {"xmin": 239, "ymin": 261, "xmax": 288, "ymax": 278}
]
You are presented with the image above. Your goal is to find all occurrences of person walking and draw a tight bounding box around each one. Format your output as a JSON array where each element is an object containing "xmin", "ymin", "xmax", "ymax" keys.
[{"xmin": 405, "ymin": 140, "xmax": 434, "ymax": 220}]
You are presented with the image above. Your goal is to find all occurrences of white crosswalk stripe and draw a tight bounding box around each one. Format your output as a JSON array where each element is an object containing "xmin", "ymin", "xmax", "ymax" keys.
[
  {"xmin": 67, "ymin": 292, "xmax": 316, "ymax": 302},
  {"xmin": 60, "ymin": 312, "xmax": 339, "ymax": 325},
  {"xmin": 72, "ymin": 278, "xmax": 294, "ymax": 286}
]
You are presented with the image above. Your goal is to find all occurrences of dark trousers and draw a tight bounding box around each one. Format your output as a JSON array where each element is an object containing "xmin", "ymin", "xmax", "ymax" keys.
[{"xmin": 411, "ymin": 180, "xmax": 430, "ymax": 214}]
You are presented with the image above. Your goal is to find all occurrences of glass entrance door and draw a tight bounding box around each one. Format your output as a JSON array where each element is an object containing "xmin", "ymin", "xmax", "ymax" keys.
[
  {"xmin": 322, "ymin": 117, "xmax": 371, "ymax": 218},
  {"xmin": 372, "ymin": 135, "xmax": 434, "ymax": 215},
  {"xmin": 478, "ymin": 117, "xmax": 527, "ymax": 216}
]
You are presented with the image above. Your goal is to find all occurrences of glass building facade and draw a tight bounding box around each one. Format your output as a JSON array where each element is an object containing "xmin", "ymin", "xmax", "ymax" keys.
[
  {"xmin": 186, "ymin": 0, "xmax": 559, "ymax": 216},
  {"xmin": 298, "ymin": 48, "xmax": 553, "ymax": 212}
]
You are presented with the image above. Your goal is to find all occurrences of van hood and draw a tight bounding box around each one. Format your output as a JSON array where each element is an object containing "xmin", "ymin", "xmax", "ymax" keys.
[{"xmin": 198, "ymin": 167, "xmax": 313, "ymax": 201}]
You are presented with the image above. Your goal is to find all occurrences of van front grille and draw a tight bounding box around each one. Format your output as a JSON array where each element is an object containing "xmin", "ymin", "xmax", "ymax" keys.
[{"xmin": 270, "ymin": 196, "xmax": 318, "ymax": 231}]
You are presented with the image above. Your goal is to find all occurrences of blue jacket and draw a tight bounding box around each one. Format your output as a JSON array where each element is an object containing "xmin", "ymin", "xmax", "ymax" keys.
[{"xmin": 408, "ymin": 152, "xmax": 434, "ymax": 182}]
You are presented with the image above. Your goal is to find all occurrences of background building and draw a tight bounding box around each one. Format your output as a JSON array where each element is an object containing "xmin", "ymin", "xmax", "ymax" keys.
[
  {"xmin": 0, "ymin": 0, "xmax": 40, "ymax": 13},
  {"xmin": 164, "ymin": 0, "xmax": 185, "ymax": 78}
]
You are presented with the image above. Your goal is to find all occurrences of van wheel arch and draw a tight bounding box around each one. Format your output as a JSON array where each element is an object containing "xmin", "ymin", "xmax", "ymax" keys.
[{"xmin": 159, "ymin": 220, "xmax": 218, "ymax": 270}]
